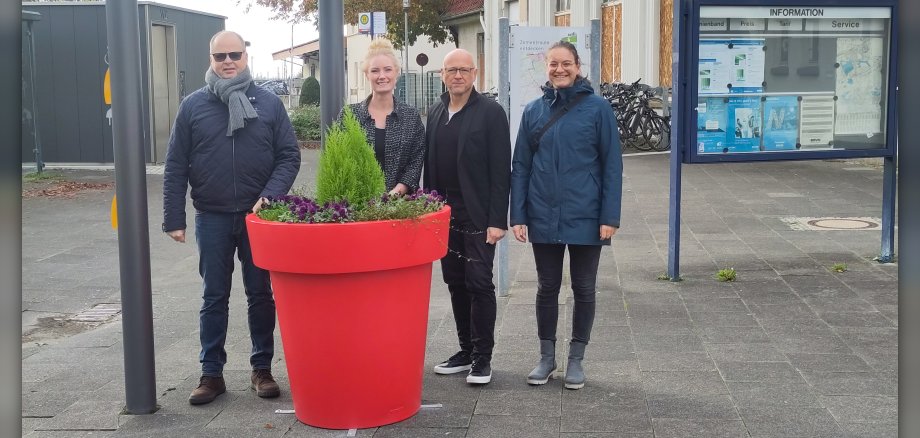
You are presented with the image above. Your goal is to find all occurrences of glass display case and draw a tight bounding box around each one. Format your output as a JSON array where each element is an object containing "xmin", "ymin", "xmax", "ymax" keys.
[{"xmin": 690, "ymin": 5, "xmax": 893, "ymax": 159}]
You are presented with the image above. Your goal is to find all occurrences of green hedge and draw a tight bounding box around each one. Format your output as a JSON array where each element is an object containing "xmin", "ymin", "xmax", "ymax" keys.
[
  {"xmin": 300, "ymin": 76, "xmax": 320, "ymax": 106},
  {"xmin": 290, "ymin": 105, "xmax": 322, "ymax": 142}
]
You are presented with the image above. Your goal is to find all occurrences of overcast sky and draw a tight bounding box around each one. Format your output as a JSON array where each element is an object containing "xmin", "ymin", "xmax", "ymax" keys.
[{"xmin": 154, "ymin": 0, "xmax": 319, "ymax": 78}]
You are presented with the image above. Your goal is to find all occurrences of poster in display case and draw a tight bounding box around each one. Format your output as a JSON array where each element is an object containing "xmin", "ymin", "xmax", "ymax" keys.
[{"xmin": 687, "ymin": 4, "xmax": 895, "ymax": 162}]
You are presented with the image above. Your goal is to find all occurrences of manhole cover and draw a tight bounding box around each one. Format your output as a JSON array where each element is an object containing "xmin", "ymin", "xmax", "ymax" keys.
[
  {"xmin": 782, "ymin": 217, "xmax": 881, "ymax": 231},
  {"xmin": 807, "ymin": 218, "xmax": 878, "ymax": 230}
]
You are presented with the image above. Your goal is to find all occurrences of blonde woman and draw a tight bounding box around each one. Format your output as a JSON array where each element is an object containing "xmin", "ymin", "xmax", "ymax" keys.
[{"xmin": 337, "ymin": 39, "xmax": 425, "ymax": 195}]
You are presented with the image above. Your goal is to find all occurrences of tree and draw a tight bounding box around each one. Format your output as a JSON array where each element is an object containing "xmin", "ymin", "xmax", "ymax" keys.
[
  {"xmin": 299, "ymin": 76, "xmax": 320, "ymax": 106},
  {"xmin": 251, "ymin": 0, "xmax": 452, "ymax": 49}
]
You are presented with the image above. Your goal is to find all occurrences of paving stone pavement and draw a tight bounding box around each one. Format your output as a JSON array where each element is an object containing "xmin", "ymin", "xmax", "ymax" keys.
[{"xmin": 22, "ymin": 152, "xmax": 898, "ymax": 437}]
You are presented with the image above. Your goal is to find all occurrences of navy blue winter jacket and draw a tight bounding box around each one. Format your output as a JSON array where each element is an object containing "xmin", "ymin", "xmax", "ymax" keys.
[
  {"xmin": 510, "ymin": 78, "xmax": 623, "ymax": 245},
  {"xmin": 162, "ymin": 84, "xmax": 300, "ymax": 232}
]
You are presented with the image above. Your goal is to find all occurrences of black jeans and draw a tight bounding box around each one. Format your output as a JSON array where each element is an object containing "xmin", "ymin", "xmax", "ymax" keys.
[
  {"xmin": 532, "ymin": 243, "xmax": 602, "ymax": 344},
  {"xmin": 440, "ymin": 194, "xmax": 497, "ymax": 362}
]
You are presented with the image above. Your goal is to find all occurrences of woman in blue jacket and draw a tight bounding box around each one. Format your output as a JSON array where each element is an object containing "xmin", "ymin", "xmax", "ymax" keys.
[{"xmin": 510, "ymin": 41, "xmax": 623, "ymax": 390}]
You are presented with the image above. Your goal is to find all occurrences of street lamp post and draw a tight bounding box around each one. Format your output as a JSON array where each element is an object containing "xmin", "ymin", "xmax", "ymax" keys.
[{"xmin": 403, "ymin": 0, "xmax": 410, "ymax": 104}]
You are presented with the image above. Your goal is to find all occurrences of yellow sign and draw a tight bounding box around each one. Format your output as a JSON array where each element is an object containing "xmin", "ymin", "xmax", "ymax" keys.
[
  {"xmin": 104, "ymin": 68, "xmax": 111, "ymax": 105},
  {"xmin": 111, "ymin": 194, "xmax": 117, "ymax": 229}
]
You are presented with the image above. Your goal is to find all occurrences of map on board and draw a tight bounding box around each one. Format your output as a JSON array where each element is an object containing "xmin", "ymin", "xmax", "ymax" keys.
[
  {"xmin": 835, "ymin": 37, "xmax": 884, "ymax": 135},
  {"xmin": 508, "ymin": 26, "xmax": 591, "ymax": 151}
]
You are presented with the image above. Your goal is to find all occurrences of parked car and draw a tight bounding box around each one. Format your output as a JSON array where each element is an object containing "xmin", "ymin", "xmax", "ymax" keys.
[{"xmin": 256, "ymin": 79, "xmax": 290, "ymax": 96}]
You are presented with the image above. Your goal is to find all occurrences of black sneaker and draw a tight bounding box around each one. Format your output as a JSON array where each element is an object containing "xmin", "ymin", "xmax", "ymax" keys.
[
  {"xmin": 433, "ymin": 351, "xmax": 472, "ymax": 375},
  {"xmin": 466, "ymin": 359, "xmax": 492, "ymax": 384}
]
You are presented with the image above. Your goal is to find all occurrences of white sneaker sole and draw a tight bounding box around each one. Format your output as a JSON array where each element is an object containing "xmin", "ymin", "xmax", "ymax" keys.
[
  {"xmin": 433, "ymin": 364, "xmax": 472, "ymax": 375},
  {"xmin": 527, "ymin": 373, "xmax": 554, "ymax": 385},
  {"xmin": 466, "ymin": 374, "xmax": 492, "ymax": 384},
  {"xmin": 564, "ymin": 381, "xmax": 585, "ymax": 389}
]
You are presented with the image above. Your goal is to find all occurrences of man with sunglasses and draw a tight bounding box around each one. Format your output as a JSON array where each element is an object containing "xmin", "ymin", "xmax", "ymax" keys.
[
  {"xmin": 424, "ymin": 49, "xmax": 511, "ymax": 385},
  {"xmin": 162, "ymin": 30, "xmax": 300, "ymax": 405}
]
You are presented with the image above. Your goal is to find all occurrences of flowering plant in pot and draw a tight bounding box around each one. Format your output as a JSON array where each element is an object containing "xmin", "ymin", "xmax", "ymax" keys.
[
  {"xmin": 245, "ymin": 108, "xmax": 449, "ymax": 430},
  {"xmin": 258, "ymin": 108, "xmax": 444, "ymax": 224}
]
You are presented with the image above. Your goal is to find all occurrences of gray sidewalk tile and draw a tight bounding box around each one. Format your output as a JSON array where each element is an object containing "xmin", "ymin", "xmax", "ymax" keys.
[
  {"xmin": 716, "ymin": 361, "xmax": 804, "ymax": 383},
  {"xmin": 786, "ymin": 353, "xmax": 873, "ymax": 373},
  {"xmin": 837, "ymin": 422, "xmax": 898, "ymax": 438},
  {"xmin": 559, "ymin": 407, "xmax": 652, "ymax": 434},
  {"xmin": 705, "ymin": 343, "xmax": 787, "ymax": 363},
  {"xmin": 632, "ymin": 333, "xmax": 705, "ymax": 353},
  {"xmin": 726, "ymin": 381, "xmax": 821, "ymax": 407},
  {"xmin": 823, "ymin": 395, "xmax": 898, "ymax": 423},
  {"xmin": 386, "ymin": 398, "xmax": 476, "ymax": 429},
  {"xmin": 372, "ymin": 427, "xmax": 464, "ymax": 438},
  {"xmin": 646, "ymin": 394, "xmax": 739, "ymax": 419},
  {"xmin": 628, "ymin": 317, "xmax": 694, "ymax": 335},
  {"xmin": 641, "ymin": 371, "xmax": 729, "ymax": 396},
  {"xmin": 467, "ymin": 415, "xmax": 559, "ymax": 438},
  {"xmin": 651, "ymin": 418, "xmax": 748, "ymax": 438},
  {"xmin": 115, "ymin": 413, "xmax": 215, "ymax": 435},
  {"xmin": 802, "ymin": 371, "xmax": 898, "ymax": 396},
  {"xmin": 737, "ymin": 405, "xmax": 843, "ymax": 437},
  {"xmin": 688, "ymin": 311, "xmax": 759, "ymax": 327},
  {"xmin": 696, "ymin": 326, "xmax": 771, "ymax": 344},
  {"xmin": 473, "ymin": 389, "xmax": 561, "ymax": 417},
  {"xmin": 636, "ymin": 351, "xmax": 716, "ymax": 372},
  {"xmin": 36, "ymin": 400, "xmax": 123, "ymax": 431}
]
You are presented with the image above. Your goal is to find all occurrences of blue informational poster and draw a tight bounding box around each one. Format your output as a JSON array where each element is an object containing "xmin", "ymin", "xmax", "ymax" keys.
[
  {"xmin": 697, "ymin": 97, "xmax": 729, "ymax": 153},
  {"xmin": 726, "ymin": 97, "xmax": 761, "ymax": 152},
  {"xmin": 762, "ymin": 96, "xmax": 799, "ymax": 151}
]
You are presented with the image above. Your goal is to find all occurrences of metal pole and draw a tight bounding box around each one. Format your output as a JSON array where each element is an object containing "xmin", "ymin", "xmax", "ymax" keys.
[
  {"xmin": 666, "ymin": 0, "xmax": 686, "ymax": 281},
  {"xmin": 289, "ymin": 23, "xmax": 294, "ymax": 107},
  {"xmin": 25, "ymin": 16, "xmax": 44, "ymax": 173},
  {"xmin": 319, "ymin": 0, "xmax": 345, "ymax": 144},
  {"xmin": 497, "ymin": 17, "xmax": 510, "ymax": 297},
  {"xmin": 879, "ymin": 155, "xmax": 896, "ymax": 262},
  {"xmin": 898, "ymin": 0, "xmax": 920, "ymax": 433},
  {"xmin": 105, "ymin": 0, "xmax": 157, "ymax": 414},
  {"xmin": 590, "ymin": 19, "xmax": 600, "ymax": 94},
  {"xmin": 404, "ymin": 7, "xmax": 410, "ymax": 105}
]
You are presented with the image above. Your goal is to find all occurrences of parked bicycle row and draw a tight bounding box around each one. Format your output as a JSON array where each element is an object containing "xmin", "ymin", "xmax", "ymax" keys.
[{"xmin": 600, "ymin": 79, "xmax": 671, "ymax": 152}]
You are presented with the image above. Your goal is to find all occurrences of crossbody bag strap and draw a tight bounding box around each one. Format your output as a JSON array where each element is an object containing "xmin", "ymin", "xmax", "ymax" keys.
[{"xmin": 529, "ymin": 93, "xmax": 589, "ymax": 154}]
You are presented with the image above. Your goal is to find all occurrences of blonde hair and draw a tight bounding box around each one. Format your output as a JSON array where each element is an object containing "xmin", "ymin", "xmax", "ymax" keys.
[{"xmin": 362, "ymin": 39, "xmax": 401, "ymax": 74}]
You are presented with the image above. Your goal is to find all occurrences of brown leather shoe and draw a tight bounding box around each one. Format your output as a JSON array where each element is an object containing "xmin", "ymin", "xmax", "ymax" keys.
[
  {"xmin": 188, "ymin": 375, "xmax": 226, "ymax": 405},
  {"xmin": 251, "ymin": 369, "xmax": 280, "ymax": 398}
]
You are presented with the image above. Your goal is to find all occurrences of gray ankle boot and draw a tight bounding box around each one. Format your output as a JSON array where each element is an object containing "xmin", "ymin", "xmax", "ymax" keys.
[
  {"xmin": 526, "ymin": 340, "xmax": 556, "ymax": 385},
  {"xmin": 564, "ymin": 341, "xmax": 587, "ymax": 389}
]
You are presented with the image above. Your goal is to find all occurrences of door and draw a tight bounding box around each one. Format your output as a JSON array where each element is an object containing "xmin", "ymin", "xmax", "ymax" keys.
[{"xmin": 150, "ymin": 24, "xmax": 179, "ymax": 163}]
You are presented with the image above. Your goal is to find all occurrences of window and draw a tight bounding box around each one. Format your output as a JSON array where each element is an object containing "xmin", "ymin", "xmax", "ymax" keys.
[{"xmin": 555, "ymin": 0, "xmax": 571, "ymax": 12}]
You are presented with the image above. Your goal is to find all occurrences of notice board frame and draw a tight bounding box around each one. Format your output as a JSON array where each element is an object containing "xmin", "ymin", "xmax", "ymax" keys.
[{"xmin": 679, "ymin": 0, "xmax": 899, "ymax": 164}]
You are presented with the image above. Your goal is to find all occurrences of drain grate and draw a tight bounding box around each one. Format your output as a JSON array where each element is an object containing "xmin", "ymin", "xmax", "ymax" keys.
[
  {"xmin": 782, "ymin": 217, "xmax": 881, "ymax": 231},
  {"xmin": 67, "ymin": 303, "xmax": 122, "ymax": 322}
]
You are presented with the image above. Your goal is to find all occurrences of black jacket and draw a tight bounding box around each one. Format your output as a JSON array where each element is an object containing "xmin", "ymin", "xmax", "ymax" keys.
[
  {"xmin": 424, "ymin": 89, "xmax": 511, "ymax": 230},
  {"xmin": 162, "ymin": 84, "xmax": 300, "ymax": 232},
  {"xmin": 339, "ymin": 96, "xmax": 425, "ymax": 191}
]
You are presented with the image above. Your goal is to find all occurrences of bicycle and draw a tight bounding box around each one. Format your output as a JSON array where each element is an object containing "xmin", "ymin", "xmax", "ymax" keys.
[{"xmin": 601, "ymin": 79, "xmax": 671, "ymax": 152}]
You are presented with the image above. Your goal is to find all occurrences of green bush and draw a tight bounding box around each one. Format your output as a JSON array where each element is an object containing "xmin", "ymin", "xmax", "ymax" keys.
[
  {"xmin": 290, "ymin": 105, "xmax": 322, "ymax": 142},
  {"xmin": 300, "ymin": 76, "xmax": 320, "ymax": 106},
  {"xmin": 314, "ymin": 107, "xmax": 385, "ymax": 207}
]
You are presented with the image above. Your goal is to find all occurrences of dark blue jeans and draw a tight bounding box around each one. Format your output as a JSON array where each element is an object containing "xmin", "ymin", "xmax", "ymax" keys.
[
  {"xmin": 195, "ymin": 211, "xmax": 275, "ymax": 376},
  {"xmin": 532, "ymin": 243, "xmax": 602, "ymax": 344}
]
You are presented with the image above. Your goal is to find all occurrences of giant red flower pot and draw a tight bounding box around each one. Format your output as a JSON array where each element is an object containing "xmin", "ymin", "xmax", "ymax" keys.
[{"xmin": 245, "ymin": 206, "xmax": 450, "ymax": 429}]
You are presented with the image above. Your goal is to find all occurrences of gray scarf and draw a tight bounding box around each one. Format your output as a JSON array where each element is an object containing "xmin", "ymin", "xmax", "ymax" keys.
[{"xmin": 205, "ymin": 67, "xmax": 258, "ymax": 136}]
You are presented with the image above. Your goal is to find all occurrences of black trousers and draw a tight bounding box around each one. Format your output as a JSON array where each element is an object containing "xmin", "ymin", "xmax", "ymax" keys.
[
  {"xmin": 440, "ymin": 194, "xmax": 497, "ymax": 362},
  {"xmin": 532, "ymin": 243, "xmax": 602, "ymax": 344}
]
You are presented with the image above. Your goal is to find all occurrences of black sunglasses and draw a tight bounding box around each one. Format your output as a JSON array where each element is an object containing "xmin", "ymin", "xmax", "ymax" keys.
[{"xmin": 211, "ymin": 51, "xmax": 243, "ymax": 62}]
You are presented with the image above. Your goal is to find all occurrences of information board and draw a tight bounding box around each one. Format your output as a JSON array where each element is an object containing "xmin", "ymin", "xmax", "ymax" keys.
[{"xmin": 692, "ymin": 5, "xmax": 893, "ymax": 158}]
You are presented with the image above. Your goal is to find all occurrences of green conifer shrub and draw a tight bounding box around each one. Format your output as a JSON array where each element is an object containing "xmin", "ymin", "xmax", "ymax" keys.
[{"xmin": 314, "ymin": 107, "xmax": 385, "ymax": 207}]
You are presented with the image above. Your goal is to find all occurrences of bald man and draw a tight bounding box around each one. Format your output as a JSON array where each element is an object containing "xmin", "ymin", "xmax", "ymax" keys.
[
  {"xmin": 423, "ymin": 49, "xmax": 511, "ymax": 385},
  {"xmin": 163, "ymin": 30, "xmax": 300, "ymax": 404}
]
